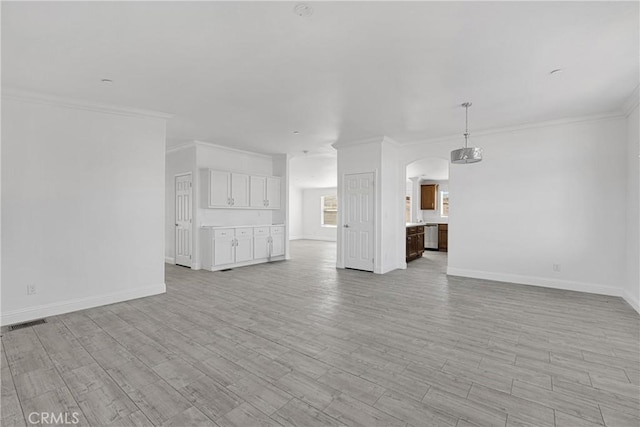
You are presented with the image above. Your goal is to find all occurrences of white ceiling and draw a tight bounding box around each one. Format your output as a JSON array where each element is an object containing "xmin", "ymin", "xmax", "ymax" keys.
[
  {"xmin": 290, "ymin": 153, "xmax": 337, "ymax": 189},
  {"xmin": 2, "ymin": 1, "xmax": 638, "ymax": 157}
]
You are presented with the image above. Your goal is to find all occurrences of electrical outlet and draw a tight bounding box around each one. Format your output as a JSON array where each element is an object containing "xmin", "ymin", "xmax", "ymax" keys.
[
  {"xmin": 27, "ymin": 284, "xmax": 37, "ymax": 295},
  {"xmin": 553, "ymin": 264, "xmax": 561, "ymax": 272}
]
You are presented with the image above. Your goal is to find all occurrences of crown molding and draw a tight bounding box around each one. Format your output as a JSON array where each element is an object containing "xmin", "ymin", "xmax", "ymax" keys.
[
  {"xmin": 1, "ymin": 87, "xmax": 173, "ymax": 120},
  {"xmin": 622, "ymin": 85, "xmax": 639, "ymax": 117},
  {"xmin": 401, "ymin": 111, "xmax": 626, "ymax": 147},
  {"xmin": 193, "ymin": 140, "xmax": 274, "ymax": 159},
  {"xmin": 166, "ymin": 141, "xmax": 196, "ymax": 154}
]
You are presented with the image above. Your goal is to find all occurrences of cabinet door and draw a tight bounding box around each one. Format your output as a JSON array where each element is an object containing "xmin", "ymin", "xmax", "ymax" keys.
[
  {"xmin": 266, "ymin": 177, "xmax": 281, "ymax": 209},
  {"xmin": 420, "ymin": 184, "xmax": 438, "ymax": 210},
  {"xmin": 213, "ymin": 237, "xmax": 234, "ymax": 266},
  {"xmin": 250, "ymin": 176, "xmax": 267, "ymax": 208},
  {"xmin": 438, "ymin": 224, "xmax": 448, "ymax": 252},
  {"xmin": 270, "ymin": 233, "xmax": 285, "ymax": 257},
  {"xmin": 210, "ymin": 171, "xmax": 231, "ymax": 207},
  {"xmin": 254, "ymin": 235, "xmax": 269, "ymax": 259},
  {"xmin": 230, "ymin": 173, "xmax": 249, "ymax": 207},
  {"xmin": 235, "ymin": 236, "xmax": 254, "ymax": 262}
]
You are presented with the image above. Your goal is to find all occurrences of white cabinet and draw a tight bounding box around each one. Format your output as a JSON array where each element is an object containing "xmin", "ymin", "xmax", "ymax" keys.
[
  {"xmin": 213, "ymin": 237, "xmax": 234, "ymax": 266},
  {"xmin": 234, "ymin": 228, "xmax": 254, "ymax": 262},
  {"xmin": 201, "ymin": 225, "xmax": 285, "ymax": 271},
  {"xmin": 203, "ymin": 170, "xmax": 249, "ymax": 208},
  {"xmin": 270, "ymin": 226, "xmax": 285, "ymax": 257},
  {"xmin": 249, "ymin": 175, "xmax": 281, "ymax": 209},
  {"xmin": 203, "ymin": 228, "xmax": 255, "ymax": 268},
  {"xmin": 250, "ymin": 176, "xmax": 267, "ymax": 208},
  {"xmin": 254, "ymin": 226, "xmax": 270, "ymax": 259}
]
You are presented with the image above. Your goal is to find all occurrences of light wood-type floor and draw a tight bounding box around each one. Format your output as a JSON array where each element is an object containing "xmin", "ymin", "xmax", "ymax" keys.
[{"xmin": 2, "ymin": 240, "xmax": 639, "ymax": 427}]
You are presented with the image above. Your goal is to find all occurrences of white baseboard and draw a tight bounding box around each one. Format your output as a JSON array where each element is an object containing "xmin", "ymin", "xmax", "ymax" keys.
[
  {"xmin": 289, "ymin": 235, "xmax": 303, "ymax": 241},
  {"xmin": 446, "ymin": 267, "xmax": 623, "ymax": 298},
  {"xmin": 1, "ymin": 283, "xmax": 166, "ymax": 327},
  {"xmin": 623, "ymin": 290, "xmax": 640, "ymax": 314},
  {"xmin": 165, "ymin": 256, "xmax": 175, "ymax": 264}
]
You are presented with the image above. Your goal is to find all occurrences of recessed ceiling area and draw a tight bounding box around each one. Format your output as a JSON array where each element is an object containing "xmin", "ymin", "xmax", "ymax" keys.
[
  {"xmin": 290, "ymin": 153, "xmax": 337, "ymax": 189},
  {"xmin": 2, "ymin": 1, "xmax": 638, "ymax": 155},
  {"xmin": 406, "ymin": 157, "xmax": 450, "ymax": 181}
]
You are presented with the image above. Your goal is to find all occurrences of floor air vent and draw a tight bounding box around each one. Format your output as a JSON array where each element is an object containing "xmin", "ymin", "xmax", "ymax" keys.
[{"xmin": 8, "ymin": 319, "xmax": 47, "ymax": 331}]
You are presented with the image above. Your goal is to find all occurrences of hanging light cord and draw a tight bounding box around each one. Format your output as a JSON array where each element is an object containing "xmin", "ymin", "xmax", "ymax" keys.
[{"xmin": 462, "ymin": 102, "xmax": 472, "ymax": 149}]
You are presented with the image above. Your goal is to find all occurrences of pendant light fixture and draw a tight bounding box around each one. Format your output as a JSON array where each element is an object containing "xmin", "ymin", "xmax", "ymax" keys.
[{"xmin": 451, "ymin": 102, "xmax": 483, "ymax": 164}]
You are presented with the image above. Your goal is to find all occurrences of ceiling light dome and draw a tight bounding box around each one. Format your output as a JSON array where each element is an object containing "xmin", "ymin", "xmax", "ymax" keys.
[{"xmin": 451, "ymin": 102, "xmax": 483, "ymax": 164}]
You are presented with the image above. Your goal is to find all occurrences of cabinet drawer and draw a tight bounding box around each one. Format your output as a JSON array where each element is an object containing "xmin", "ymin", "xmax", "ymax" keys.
[
  {"xmin": 254, "ymin": 227, "xmax": 269, "ymax": 235},
  {"xmin": 270, "ymin": 226, "xmax": 284, "ymax": 235},
  {"xmin": 214, "ymin": 229, "xmax": 234, "ymax": 238},
  {"xmin": 236, "ymin": 228, "xmax": 253, "ymax": 237}
]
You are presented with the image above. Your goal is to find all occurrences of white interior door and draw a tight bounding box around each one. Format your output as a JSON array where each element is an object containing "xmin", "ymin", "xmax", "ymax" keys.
[
  {"xmin": 343, "ymin": 172, "xmax": 375, "ymax": 271},
  {"xmin": 175, "ymin": 173, "xmax": 192, "ymax": 267}
]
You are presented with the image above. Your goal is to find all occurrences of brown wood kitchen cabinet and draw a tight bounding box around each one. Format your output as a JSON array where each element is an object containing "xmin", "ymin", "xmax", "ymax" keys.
[
  {"xmin": 406, "ymin": 225, "xmax": 425, "ymax": 262},
  {"xmin": 421, "ymin": 184, "xmax": 439, "ymax": 210},
  {"xmin": 438, "ymin": 224, "xmax": 448, "ymax": 252}
]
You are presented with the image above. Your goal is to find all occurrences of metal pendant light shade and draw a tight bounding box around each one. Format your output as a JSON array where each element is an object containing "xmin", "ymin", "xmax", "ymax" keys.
[{"xmin": 451, "ymin": 102, "xmax": 483, "ymax": 164}]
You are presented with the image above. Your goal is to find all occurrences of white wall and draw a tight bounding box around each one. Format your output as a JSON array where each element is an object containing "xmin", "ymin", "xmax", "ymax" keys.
[
  {"xmin": 165, "ymin": 146, "xmax": 196, "ymax": 263},
  {"xmin": 401, "ymin": 115, "xmax": 629, "ymax": 298},
  {"xmin": 380, "ymin": 139, "xmax": 406, "ymax": 273},
  {"xmin": 625, "ymin": 103, "xmax": 639, "ymax": 311},
  {"xmin": 301, "ymin": 188, "xmax": 337, "ymax": 242},
  {"xmin": 1, "ymin": 94, "xmax": 167, "ymax": 326},
  {"xmin": 335, "ymin": 137, "xmax": 405, "ymax": 274},
  {"xmin": 289, "ymin": 186, "xmax": 303, "ymax": 240}
]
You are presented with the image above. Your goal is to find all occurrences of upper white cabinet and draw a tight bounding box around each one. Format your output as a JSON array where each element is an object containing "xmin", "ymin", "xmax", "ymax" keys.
[
  {"xmin": 250, "ymin": 175, "xmax": 281, "ymax": 209},
  {"xmin": 203, "ymin": 169, "xmax": 280, "ymax": 209},
  {"xmin": 250, "ymin": 176, "xmax": 267, "ymax": 208},
  {"xmin": 202, "ymin": 170, "xmax": 250, "ymax": 208}
]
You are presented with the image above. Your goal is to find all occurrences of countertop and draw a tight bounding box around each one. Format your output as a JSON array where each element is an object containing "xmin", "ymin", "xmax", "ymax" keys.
[{"xmin": 406, "ymin": 222, "xmax": 446, "ymax": 227}]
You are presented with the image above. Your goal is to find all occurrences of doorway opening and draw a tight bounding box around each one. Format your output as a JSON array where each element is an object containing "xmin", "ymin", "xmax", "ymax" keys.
[{"xmin": 405, "ymin": 157, "xmax": 449, "ymax": 267}]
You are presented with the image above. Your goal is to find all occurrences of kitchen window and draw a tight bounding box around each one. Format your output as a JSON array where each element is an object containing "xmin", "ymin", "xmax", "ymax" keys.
[
  {"xmin": 440, "ymin": 191, "xmax": 449, "ymax": 217},
  {"xmin": 321, "ymin": 195, "xmax": 337, "ymax": 227}
]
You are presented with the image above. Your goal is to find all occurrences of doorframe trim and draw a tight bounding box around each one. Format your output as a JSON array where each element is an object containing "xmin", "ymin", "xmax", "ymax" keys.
[{"xmin": 174, "ymin": 172, "xmax": 193, "ymax": 268}]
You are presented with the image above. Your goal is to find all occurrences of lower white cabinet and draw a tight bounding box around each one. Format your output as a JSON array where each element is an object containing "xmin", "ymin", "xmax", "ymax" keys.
[
  {"xmin": 270, "ymin": 226, "xmax": 285, "ymax": 257},
  {"xmin": 201, "ymin": 225, "xmax": 285, "ymax": 271}
]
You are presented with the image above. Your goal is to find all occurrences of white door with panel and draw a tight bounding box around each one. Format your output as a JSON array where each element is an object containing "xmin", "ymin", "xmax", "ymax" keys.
[
  {"xmin": 343, "ymin": 172, "xmax": 375, "ymax": 271},
  {"xmin": 175, "ymin": 174, "xmax": 192, "ymax": 267}
]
